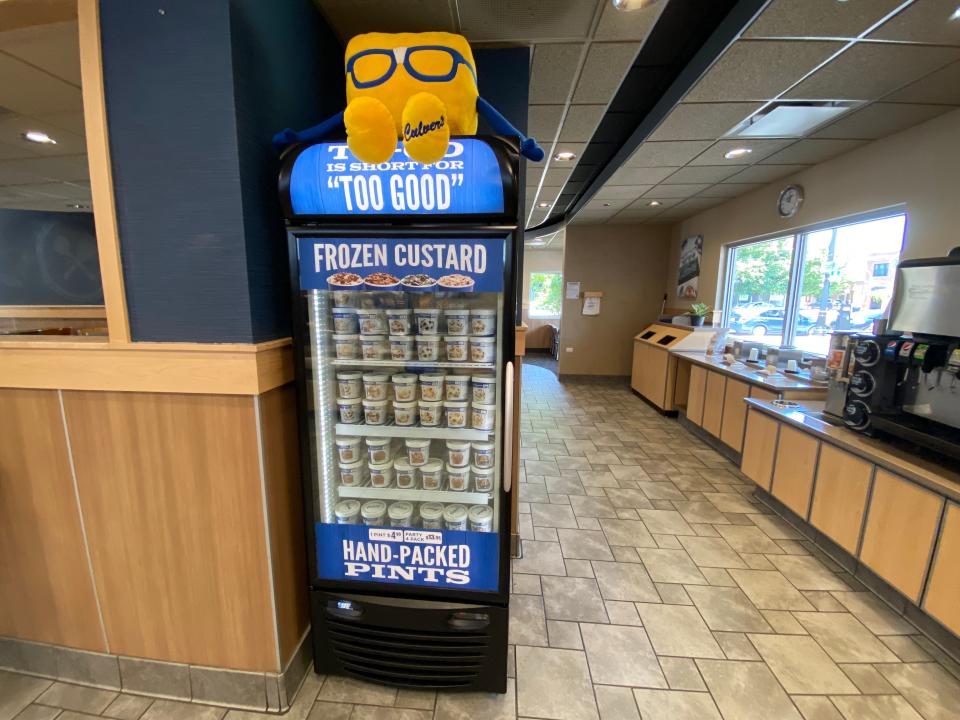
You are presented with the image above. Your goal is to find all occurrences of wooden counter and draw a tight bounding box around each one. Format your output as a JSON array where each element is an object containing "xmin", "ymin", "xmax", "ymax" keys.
[
  {"xmin": 741, "ymin": 398, "xmax": 960, "ymax": 643},
  {"xmin": 672, "ymin": 351, "xmax": 827, "ymax": 459}
]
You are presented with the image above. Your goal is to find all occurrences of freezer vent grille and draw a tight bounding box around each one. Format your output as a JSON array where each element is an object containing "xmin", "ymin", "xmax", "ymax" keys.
[{"xmin": 326, "ymin": 618, "xmax": 490, "ymax": 688}]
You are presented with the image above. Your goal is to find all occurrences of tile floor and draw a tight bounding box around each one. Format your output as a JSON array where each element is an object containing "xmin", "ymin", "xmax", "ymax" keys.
[{"xmin": 4, "ymin": 365, "xmax": 960, "ymax": 720}]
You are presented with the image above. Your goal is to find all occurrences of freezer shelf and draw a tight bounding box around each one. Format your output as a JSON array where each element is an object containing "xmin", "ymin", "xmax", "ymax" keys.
[
  {"xmin": 337, "ymin": 485, "xmax": 492, "ymax": 505},
  {"xmin": 331, "ymin": 359, "xmax": 495, "ymax": 370},
  {"xmin": 335, "ymin": 423, "xmax": 493, "ymax": 441}
]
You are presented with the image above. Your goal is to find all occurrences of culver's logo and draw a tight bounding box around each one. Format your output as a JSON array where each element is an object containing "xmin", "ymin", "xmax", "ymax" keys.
[
  {"xmin": 341, "ymin": 539, "xmax": 471, "ymax": 585},
  {"xmin": 404, "ymin": 114, "xmax": 446, "ymax": 142}
]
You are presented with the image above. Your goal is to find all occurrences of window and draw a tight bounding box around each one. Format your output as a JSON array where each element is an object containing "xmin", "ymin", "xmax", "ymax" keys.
[
  {"xmin": 723, "ymin": 212, "xmax": 906, "ymax": 356},
  {"xmin": 528, "ymin": 272, "xmax": 562, "ymax": 318},
  {"xmin": 725, "ymin": 236, "xmax": 794, "ymax": 347}
]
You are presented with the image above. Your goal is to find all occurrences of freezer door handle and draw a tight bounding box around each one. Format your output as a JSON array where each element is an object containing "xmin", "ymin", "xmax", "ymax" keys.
[{"xmin": 503, "ymin": 360, "xmax": 515, "ymax": 493}]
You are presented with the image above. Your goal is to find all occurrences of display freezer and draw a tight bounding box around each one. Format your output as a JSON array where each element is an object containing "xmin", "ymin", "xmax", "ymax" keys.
[{"xmin": 280, "ymin": 137, "xmax": 521, "ymax": 692}]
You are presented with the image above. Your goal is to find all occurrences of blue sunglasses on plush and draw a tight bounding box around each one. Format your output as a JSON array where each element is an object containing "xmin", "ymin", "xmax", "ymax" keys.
[{"xmin": 346, "ymin": 45, "xmax": 478, "ymax": 89}]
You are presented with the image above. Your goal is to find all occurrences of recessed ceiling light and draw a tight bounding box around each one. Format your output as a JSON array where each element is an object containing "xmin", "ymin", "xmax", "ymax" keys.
[
  {"xmin": 602, "ymin": 202, "xmax": 612, "ymax": 207},
  {"xmin": 950, "ymin": 5, "xmax": 960, "ymax": 20},
  {"xmin": 723, "ymin": 147, "xmax": 752, "ymax": 160},
  {"xmin": 537, "ymin": 201, "xmax": 551, "ymax": 208},
  {"xmin": 553, "ymin": 151, "xmax": 576, "ymax": 161},
  {"xmin": 612, "ymin": 0, "xmax": 656, "ymax": 10},
  {"xmin": 66, "ymin": 203, "xmax": 89, "ymax": 209},
  {"xmin": 23, "ymin": 130, "xmax": 57, "ymax": 144},
  {"xmin": 648, "ymin": 201, "xmax": 661, "ymax": 207}
]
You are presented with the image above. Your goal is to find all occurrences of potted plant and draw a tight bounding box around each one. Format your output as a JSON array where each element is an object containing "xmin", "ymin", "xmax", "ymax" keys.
[{"xmin": 689, "ymin": 302, "xmax": 710, "ymax": 327}]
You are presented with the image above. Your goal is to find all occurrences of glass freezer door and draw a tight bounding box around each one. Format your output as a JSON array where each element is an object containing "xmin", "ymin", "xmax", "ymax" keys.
[{"xmin": 297, "ymin": 235, "xmax": 508, "ymax": 593}]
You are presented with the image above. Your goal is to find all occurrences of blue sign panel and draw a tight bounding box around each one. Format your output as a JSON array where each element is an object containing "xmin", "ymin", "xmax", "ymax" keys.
[
  {"xmin": 298, "ymin": 236, "xmax": 505, "ymax": 293},
  {"xmin": 316, "ymin": 523, "xmax": 500, "ymax": 592},
  {"xmin": 288, "ymin": 139, "xmax": 505, "ymax": 216}
]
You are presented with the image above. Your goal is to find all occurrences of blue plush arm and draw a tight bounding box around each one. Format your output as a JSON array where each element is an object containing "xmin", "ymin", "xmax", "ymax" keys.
[
  {"xmin": 272, "ymin": 111, "xmax": 345, "ymax": 150},
  {"xmin": 476, "ymin": 96, "xmax": 545, "ymax": 162}
]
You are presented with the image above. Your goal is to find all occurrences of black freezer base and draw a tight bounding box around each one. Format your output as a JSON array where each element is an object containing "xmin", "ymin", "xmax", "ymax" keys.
[{"xmin": 310, "ymin": 590, "xmax": 508, "ymax": 693}]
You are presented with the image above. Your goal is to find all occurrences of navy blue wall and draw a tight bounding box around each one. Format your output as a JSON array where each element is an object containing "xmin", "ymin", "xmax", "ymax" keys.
[
  {"xmin": 475, "ymin": 47, "xmax": 530, "ymax": 138},
  {"xmin": 100, "ymin": 0, "xmax": 342, "ymax": 342}
]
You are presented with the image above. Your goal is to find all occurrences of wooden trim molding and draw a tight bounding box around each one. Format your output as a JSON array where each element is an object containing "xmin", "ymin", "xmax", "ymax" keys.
[
  {"xmin": 0, "ymin": 338, "xmax": 293, "ymax": 395},
  {"xmin": 78, "ymin": 0, "xmax": 130, "ymax": 343},
  {"xmin": 0, "ymin": 305, "xmax": 107, "ymax": 320}
]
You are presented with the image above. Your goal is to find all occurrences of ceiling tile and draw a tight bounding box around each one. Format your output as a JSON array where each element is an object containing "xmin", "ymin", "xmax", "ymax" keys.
[
  {"xmin": 626, "ymin": 197, "xmax": 681, "ymax": 210},
  {"xmin": 558, "ymin": 104, "xmax": 606, "ymax": 142},
  {"xmin": 743, "ymin": 0, "xmax": 905, "ymax": 39},
  {"xmin": 593, "ymin": 0, "xmax": 665, "ymax": 41},
  {"xmin": 529, "ymin": 43, "xmax": 584, "ymax": 104},
  {"xmin": 662, "ymin": 165, "xmax": 740, "ymax": 184},
  {"xmin": 726, "ymin": 164, "xmax": 803, "ymax": 184},
  {"xmin": 674, "ymin": 197, "xmax": 725, "ymax": 211},
  {"xmin": 592, "ymin": 184, "xmax": 652, "ymax": 200},
  {"xmin": 0, "ymin": 139, "xmax": 36, "ymax": 160},
  {"xmin": 812, "ymin": 102, "xmax": 952, "ymax": 139},
  {"xmin": 542, "ymin": 166, "xmax": 574, "ymax": 186},
  {"xmin": 315, "ymin": 0, "xmax": 455, "ymax": 39},
  {"xmin": 527, "ymin": 105, "xmax": 564, "ymax": 144},
  {"xmin": 625, "ymin": 140, "xmax": 712, "ymax": 167},
  {"xmin": 0, "ymin": 20, "xmax": 81, "ymax": 86},
  {"xmin": 572, "ymin": 42, "xmax": 640, "ymax": 104},
  {"xmin": 785, "ymin": 43, "xmax": 960, "ymax": 101},
  {"xmin": 642, "ymin": 183, "xmax": 711, "ymax": 199},
  {"xmin": 0, "ymin": 52, "xmax": 83, "ymax": 115},
  {"xmin": 11, "ymin": 181, "xmax": 90, "ymax": 201},
  {"xmin": 698, "ymin": 183, "xmax": 764, "ymax": 198},
  {"xmin": 33, "ymin": 111, "xmax": 86, "ymax": 136},
  {"xmin": 607, "ymin": 166, "xmax": 679, "ymax": 185},
  {"xmin": 647, "ymin": 103, "xmax": 763, "ymax": 141},
  {"xmin": 571, "ymin": 209, "xmax": 614, "ymax": 224},
  {"xmin": 0, "ymin": 154, "xmax": 89, "ymax": 186},
  {"xmin": 688, "ymin": 138, "xmax": 794, "ymax": 165},
  {"xmin": 684, "ymin": 40, "xmax": 842, "ymax": 103},
  {"xmin": 459, "ymin": 0, "xmax": 597, "ymax": 42},
  {"xmin": 884, "ymin": 60, "xmax": 960, "ymax": 105},
  {"xmin": 868, "ymin": 0, "xmax": 960, "ymax": 46},
  {"xmin": 759, "ymin": 138, "xmax": 867, "ymax": 164},
  {"xmin": 584, "ymin": 197, "xmax": 630, "ymax": 212}
]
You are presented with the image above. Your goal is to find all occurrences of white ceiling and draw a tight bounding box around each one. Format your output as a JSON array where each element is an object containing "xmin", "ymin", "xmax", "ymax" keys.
[
  {"xmin": 0, "ymin": 2, "xmax": 90, "ymax": 214},
  {"xmin": 569, "ymin": 0, "xmax": 960, "ymax": 226}
]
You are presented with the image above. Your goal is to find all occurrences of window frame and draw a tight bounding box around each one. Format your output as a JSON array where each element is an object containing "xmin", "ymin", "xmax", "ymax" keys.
[{"xmin": 721, "ymin": 205, "xmax": 907, "ymax": 355}]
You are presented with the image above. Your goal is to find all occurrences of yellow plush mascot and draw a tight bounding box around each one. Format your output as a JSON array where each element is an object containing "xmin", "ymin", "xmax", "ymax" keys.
[{"xmin": 274, "ymin": 31, "xmax": 544, "ymax": 165}]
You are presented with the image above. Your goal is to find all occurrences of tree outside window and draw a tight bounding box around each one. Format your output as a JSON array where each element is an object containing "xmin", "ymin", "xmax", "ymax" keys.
[{"xmin": 529, "ymin": 272, "xmax": 562, "ymax": 317}]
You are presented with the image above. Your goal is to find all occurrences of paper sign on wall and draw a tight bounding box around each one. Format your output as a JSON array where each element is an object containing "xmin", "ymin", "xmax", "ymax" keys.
[
  {"xmin": 565, "ymin": 281, "xmax": 581, "ymax": 300},
  {"xmin": 582, "ymin": 292, "xmax": 602, "ymax": 316}
]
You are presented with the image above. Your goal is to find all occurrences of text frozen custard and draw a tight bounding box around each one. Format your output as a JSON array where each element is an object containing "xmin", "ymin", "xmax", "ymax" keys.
[{"xmin": 314, "ymin": 241, "xmax": 487, "ymax": 274}]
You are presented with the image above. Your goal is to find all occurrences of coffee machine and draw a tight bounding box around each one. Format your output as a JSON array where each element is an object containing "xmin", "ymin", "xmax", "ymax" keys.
[
  {"xmin": 824, "ymin": 332, "xmax": 858, "ymax": 417},
  {"xmin": 841, "ymin": 251, "xmax": 960, "ymax": 461}
]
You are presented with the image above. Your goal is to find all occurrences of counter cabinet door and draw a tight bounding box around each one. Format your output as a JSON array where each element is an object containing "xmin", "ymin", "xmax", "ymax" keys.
[
  {"xmin": 808, "ymin": 444, "xmax": 873, "ymax": 554},
  {"xmin": 686, "ymin": 364, "xmax": 707, "ymax": 426},
  {"xmin": 769, "ymin": 425, "xmax": 819, "ymax": 518},
  {"xmin": 701, "ymin": 371, "xmax": 726, "ymax": 438},
  {"xmin": 719, "ymin": 379, "xmax": 750, "ymax": 452},
  {"xmin": 923, "ymin": 502, "xmax": 960, "ymax": 637},
  {"xmin": 860, "ymin": 469, "xmax": 944, "ymax": 603},
  {"xmin": 740, "ymin": 409, "xmax": 779, "ymax": 490}
]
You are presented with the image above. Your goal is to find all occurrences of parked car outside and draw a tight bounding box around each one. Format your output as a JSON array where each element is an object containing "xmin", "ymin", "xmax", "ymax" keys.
[{"xmin": 731, "ymin": 309, "xmax": 821, "ymax": 336}]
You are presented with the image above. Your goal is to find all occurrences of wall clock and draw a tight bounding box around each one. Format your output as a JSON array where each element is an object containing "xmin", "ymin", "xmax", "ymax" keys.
[{"xmin": 778, "ymin": 184, "xmax": 804, "ymax": 218}]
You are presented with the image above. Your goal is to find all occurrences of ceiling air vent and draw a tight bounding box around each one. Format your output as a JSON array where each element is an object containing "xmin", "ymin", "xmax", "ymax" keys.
[{"xmin": 725, "ymin": 101, "xmax": 860, "ymax": 139}]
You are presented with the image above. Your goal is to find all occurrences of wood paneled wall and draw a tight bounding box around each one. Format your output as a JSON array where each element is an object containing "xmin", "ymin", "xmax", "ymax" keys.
[
  {"xmin": 0, "ymin": 390, "xmax": 106, "ymax": 652},
  {"xmin": 259, "ymin": 385, "xmax": 310, "ymax": 667},
  {"xmin": 0, "ymin": 385, "xmax": 310, "ymax": 673}
]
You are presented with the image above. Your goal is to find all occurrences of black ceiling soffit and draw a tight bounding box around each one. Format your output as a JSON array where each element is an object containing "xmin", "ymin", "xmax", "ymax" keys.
[{"xmin": 527, "ymin": 0, "xmax": 771, "ymax": 236}]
